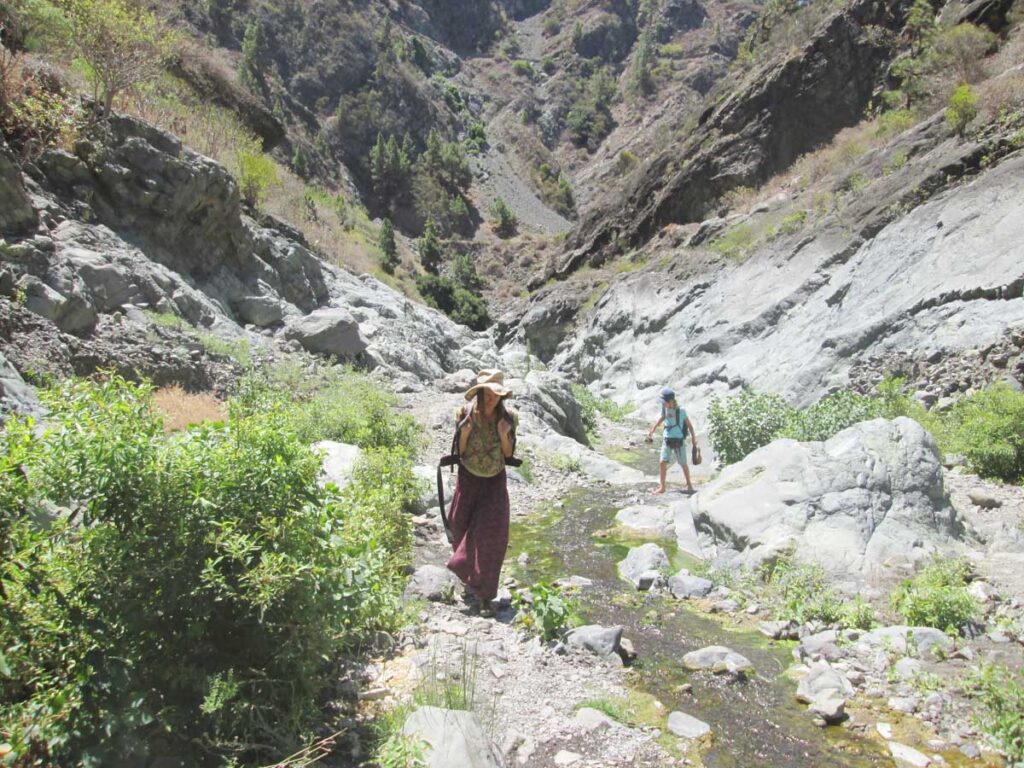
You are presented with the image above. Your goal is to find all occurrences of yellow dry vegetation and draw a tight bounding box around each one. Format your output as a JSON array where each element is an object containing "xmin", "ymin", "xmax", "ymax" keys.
[{"xmin": 151, "ymin": 385, "xmax": 226, "ymax": 432}]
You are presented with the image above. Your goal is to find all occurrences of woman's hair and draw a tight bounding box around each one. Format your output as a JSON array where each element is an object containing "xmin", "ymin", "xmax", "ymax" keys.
[{"xmin": 476, "ymin": 390, "xmax": 510, "ymax": 420}]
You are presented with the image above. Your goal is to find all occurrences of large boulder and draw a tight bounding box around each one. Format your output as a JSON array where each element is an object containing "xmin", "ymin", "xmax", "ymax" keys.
[
  {"xmin": 0, "ymin": 138, "xmax": 36, "ymax": 233},
  {"xmin": 285, "ymin": 307, "xmax": 368, "ymax": 358},
  {"xmin": 614, "ymin": 503, "xmax": 675, "ymax": 538},
  {"xmin": 682, "ymin": 645, "xmax": 753, "ymax": 674},
  {"xmin": 517, "ymin": 371, "xmax": 588, "ymax": 444},
  {"xmin": 691, "ymin": 418, "xmax": 962, "ymax": 579},
  {"xmin": 0, "ymin": 351, "xmax": 38, "ymax": 414},
  {"xmin": 401, "ymin": 706, "xmax": 503, "ymax": 768},
  {"xmin": 565, "ymin": 624, "xmax": 623, "ymax": 657},
  {"xmin": 617, "ymin": 543, "xmax": 670, "ymax": 588}
]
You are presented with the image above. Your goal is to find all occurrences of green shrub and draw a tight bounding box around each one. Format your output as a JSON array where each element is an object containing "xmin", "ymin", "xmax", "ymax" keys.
[
  {"xmin": 237, "ymin": 148, "xmax": 279, "ymax": 209},
  {"xmin": 542, "ymin": 17, "xmax": 560, "ymax": 36},
  {"xmin": 966, "ymin": 664, "xmax": 1024, "ymax": 763},
  {"xmin": 514, "ymin": 582, "xmax": 581, "ymax": 641},
  {"xmin": 943, "ymin": 384, "xmax": 1024, "ymax": 481},
  {"xmin": 708, "ymin": 390, "xmax": 795, "ymax": 465},
  {"xmin": 512, "ymin": 59, "xmax": 534, "ymax": 78},
  {"xmin": 415, "ymin": 273, "xmax": 491, "ymax": 330},
  {"xmin": 760, "ymin": 557, "xmax": 843, "ymax": 624},
  {"xmin": 0, "ymin": 375, "xmax": 416, "ymax": 764},
  {"xmin": 841, "ymin": 596, "xmax": 877, "ymax": 630},
  {"xmin": 571, "ymin": 383, "xmax": 631, "ymax": 440},
  {"xmin": 945, "ymin": 83, "xmax": 979, "ymax": 137},
  {"xmin": 876, "ymin": 109, "xmax": 916, "ymax": 138},
  {"xmin": 709, "ymin": 222, "xmax": 757, "ymax": 261},
  {"xmin": 932, "ymin": 23, "xmax": 997, "ymax": 84},
  {"xmin": 890, "ymin": 558, "xmax": 979, "ymax": 634},
  {"xmin": 489, "ymin": 196, "xmax": 518, "ymax": 238},
  {"xmin": 783, "ymin": 390, "xmax": 882, "ymax": 442}
]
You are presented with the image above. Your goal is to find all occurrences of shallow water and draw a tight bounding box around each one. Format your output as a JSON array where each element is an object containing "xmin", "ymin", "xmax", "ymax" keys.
[{"xmin": 508, "ymin": 483, "xmax": 894, "ymax": 768}]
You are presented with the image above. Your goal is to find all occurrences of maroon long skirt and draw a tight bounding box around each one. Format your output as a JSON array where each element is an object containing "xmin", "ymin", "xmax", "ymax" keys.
[{"xmin": 445, "ymin": 465, "xmax": 509, "ymax": 603}]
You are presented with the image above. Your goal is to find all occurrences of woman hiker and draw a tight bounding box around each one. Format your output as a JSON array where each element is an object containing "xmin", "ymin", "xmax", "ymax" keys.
[
  {"xmin": 647, "ymin": 386, "xmax": 696, "ymax": 495},
  {"xmin": 446, "ymin": 369, "xmax": 518, "ymax": 616}
]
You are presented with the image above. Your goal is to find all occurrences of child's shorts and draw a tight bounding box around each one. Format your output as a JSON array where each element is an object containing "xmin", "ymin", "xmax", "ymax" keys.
[{"xmin": 660, "ymin": 442, "xmax": 687, "ymax": 465}]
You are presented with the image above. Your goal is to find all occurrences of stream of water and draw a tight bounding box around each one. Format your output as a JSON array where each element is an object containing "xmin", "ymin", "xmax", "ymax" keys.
[{"xmin": 507, "ymin": 442, "xmax": 896, "ymax": 767}]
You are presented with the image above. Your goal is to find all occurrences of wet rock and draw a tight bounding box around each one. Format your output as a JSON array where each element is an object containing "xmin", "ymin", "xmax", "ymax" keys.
[
  {"xmin": 797, "ymin": 630, "xmax": 839, "ymax": 660},
  {"xmin": 617, "ymin": 543, "xmax": 670, "ymax": 588},
  {"xmin": 406, "ymin": 565, "xmax": 458, "ymax": 603},
  {"xmin": 808, "ymin": 694, "xmax": 847, "ymax": 724},
  {"xmin": 668, "ymin": 571, "xmax": 714, "ymax": 599},
  {"xmin": 682, "ymin": 645, "xmax": 753, "ymax": 674},
  {"xmin": 565, "ymin": 625, "xmax": 623, "ymax": 657},
  {"xmin": 667, "ymin": 711, "xmax": 711, "ymax": 739},
  {"xmin": 859, "ymin": 626, "xmax": 954, "ymax": 657},
  {"xmin": 888, "ymin": 741, "xmax": 931, "ymax": 767},
  {"xmin": 796, "ymin": 662, "xmax": 854, "ymax": 705},
  {"xmin": 888, "ymin": 696, "xmax": 919, "ymax": 714},
  {"xmin": 401, "ymin": 706, "xmax": 503, "ymax": 768},
  {"xmin": 614, "ymin": 503, "xmax": 675, "ymax": 538},
  {"xmin": 554, "ymin": 575, "xmax": 594, "ymax": 589}
]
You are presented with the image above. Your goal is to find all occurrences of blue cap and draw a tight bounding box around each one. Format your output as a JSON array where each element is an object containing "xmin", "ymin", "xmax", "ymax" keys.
[{"xmin": 658, "ymin": 387, "xmax": 675, "ymax": 403}]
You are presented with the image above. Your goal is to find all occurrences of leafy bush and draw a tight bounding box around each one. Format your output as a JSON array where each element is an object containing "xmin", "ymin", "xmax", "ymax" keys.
[
  {"xmin": 708, "ymin": 390, "xmax": 795, "ymax": 465},
  {"xmin": 571, "ymin": 383, "xmax": 631, "ymax": 440},
  {"xmin": 760, "ymin": 557, "xmax": 843, "ymax": 625},
  {"xmin": 841, "ymin": 596, "xmax": 877, "ymax": 630},
  {"xmin": 709, "ymin": 222, "xmax": 757, "ymax": 261},
  {"xmin": 932, "ymin": 23, "xmax": 996, "ymax": 84},
  {"xmin": 415, "ymin": 273, "xmax": 491, "ymax": 331},
  {"xmin": 512, "ymin": 59, "xmax": 534, "ymax": 78},
  {"xmin": 514, "ymin": 582, "xmax": 581, "ymax": 641},
  {"xmin": 783, "ymin": 390, "xmax": 882, "ymax": 442},
  {"xmin": 943, "ymin": 383, "xmax": 1024, "ymax": 482},
  {"xmin": 890, "ymin": 558, "xmax": 979, "ymax": 634},
  {"xmin": 966, "ymin": 664, "xmax": 1024, "ymax": 763},
  {"xmin": 236, "ymin": 148, "xmax": 279, "ymax": 209},
  {"xmin": 945, "ymin": 83, "xmax": 979, "ymax": 136},
  {"xmin": 0, "ymin": 375, "xmax": 417, "ymax": 764}
]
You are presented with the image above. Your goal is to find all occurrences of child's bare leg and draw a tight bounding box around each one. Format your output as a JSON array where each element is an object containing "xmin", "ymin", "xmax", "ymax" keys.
[
  {"xmin": 682, "ymin": 462, "xmax": 694, "ymax": 492},
  {"xmin": 655, "ymin": 461, "xmax": 668, "ymax": 493}
]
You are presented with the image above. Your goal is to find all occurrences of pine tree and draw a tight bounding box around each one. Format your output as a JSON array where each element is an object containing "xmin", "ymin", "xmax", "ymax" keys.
[
  {"xmin": 240, "ymin": 20, "xmax": 268, "ymax": 93},
  {"xmin": 904, "ymin": 0, "xmax": 936, "ymax": 57},
  {"xmin": 378, "ymin": 218, "xmax": 398, "ymax": 273},
  {"xmin": 418, "ymin": 218, "xmax": 443, "ymax": 274}
]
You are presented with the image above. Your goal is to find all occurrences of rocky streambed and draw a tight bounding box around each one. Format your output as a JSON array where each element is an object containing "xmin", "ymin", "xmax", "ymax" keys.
[{"xmin": 377, "ymin": 395, "xmax": 1023, "ymax": 768}]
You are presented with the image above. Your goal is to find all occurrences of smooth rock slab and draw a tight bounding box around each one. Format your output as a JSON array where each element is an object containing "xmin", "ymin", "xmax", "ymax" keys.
[
  {"xmin": 573, "ymin": 707, "xmax": 616, "ymax": 732},
  {"xmin": 402, "ymin": 706, "xmax": 503, "ymax": 768},
  {"xmin": 796, "ymin": 662, "xmax": 854, "ymax": 704},
  {"xmin": 667, "ymin": 711, "xmax": 711, "ymax": 740},
  {"xmin": 859, "ymin": 626, "xmax": 954, "ymax": 657},
  {"xmin": 614, "ymin": 503, "xmax": 675, "ymax": 537},
  {"xmin": 285, "ymin": 307, "xmax": 367, "ymax": 358},
  {"xmin": 406, "ymin": 565, "xmax": 458, "ymax": 603},
  {"xmin": 682, "ymin": 646, "xmax": 753, "ymax": 674}
]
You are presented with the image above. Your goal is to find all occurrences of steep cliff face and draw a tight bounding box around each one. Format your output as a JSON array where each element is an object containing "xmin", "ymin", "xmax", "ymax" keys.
[{"xmin": 565, "ymin": 0, "xmax": 908, "ymax": 269}]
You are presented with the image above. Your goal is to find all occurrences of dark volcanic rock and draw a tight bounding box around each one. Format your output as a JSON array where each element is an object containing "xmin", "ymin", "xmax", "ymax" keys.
[
  {"xmin": 573, "ymin": 4, "xmax": 639, "ymax": 63},
  {"xmin": 0, "ymin": 138, "xmax": 37, "ymax": 234}
]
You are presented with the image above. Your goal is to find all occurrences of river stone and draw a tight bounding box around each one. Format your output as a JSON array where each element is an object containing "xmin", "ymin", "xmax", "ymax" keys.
[
  {"xmin": 796, "ymin": 661, "xmax": 854, "ymax": 704},
  {"xmin": 808, "ymin": 694, "xmax": 847, "ymax": 724},
  {"xmin": 565, "ymin": 625, "xmax": 623, "ymax": 657},
  {"xmin": 406, "ymin": 565, "xmax": 458, "ymax": 603},
  {"xmin": 682, "ymin": 645, "xmax": 753, "ymax": 674},
  {"xmin": 285, "ymin": 307, "xmax": 367, "ymax": 358},
  {"xmin": 617, "ymin": 543, "xmax": 670, "ymax": 588},
  {"xmin": 314, "ymin": 441, "xmax": 362, "ymax": 489},
  {"xmin": 797, "ymin": 630, "xmax": 840, "ymax": 660},
  {"xmin": 401, "ymin": 706, "xmax": 503, "ymax": 768},
  {"xmin": 759, "ymin": 620, "xmax": 799, "ymax": 640},
  {"xmin": 687, "ymin": 419, "xmax": 962, "ymax": 579},
  {"xmin": 668, "ymin": 571, "xmax": 714, "ymax": 599},
  {"xmin": 614, "ymin": 503, "xmax": 674, "ymax": 538},
  {"xmin": 858, "ymin": 626, "xmax": 954, "ymax": 657},
  {"xmin": 636, "ymin": 569, "xmax": 666, "ymax": 591},
  {"xmin": 573, "ymin": 707, "xmax": 615, "ymax": 732},
  {"xmin": 553, "ymin": 751, "xmax": 581, "ymax": 766},
  {"xmin": 888, "ymin": 741, "xmax": 931, "ymax": 767},
  {"xmin": 667, "ymin": 711, "xmax": 711, "ymax": 740}
]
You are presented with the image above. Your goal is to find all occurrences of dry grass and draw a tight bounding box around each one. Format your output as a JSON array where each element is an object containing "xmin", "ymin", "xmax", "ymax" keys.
[{"xmin": 152, "ymin": 385, "xmax": 226, "ymax": 432}]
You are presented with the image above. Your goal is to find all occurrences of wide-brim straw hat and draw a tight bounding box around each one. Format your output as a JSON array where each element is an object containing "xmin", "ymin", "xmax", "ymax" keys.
[{"xmin": 465, "ymin": 369, "xmax": 512, "ymax": 400}]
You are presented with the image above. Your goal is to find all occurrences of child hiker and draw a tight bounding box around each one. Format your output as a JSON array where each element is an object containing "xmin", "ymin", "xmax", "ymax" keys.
[{"xmin": 647, "ymin": 386, "xmax": 696, "ymax": 495}]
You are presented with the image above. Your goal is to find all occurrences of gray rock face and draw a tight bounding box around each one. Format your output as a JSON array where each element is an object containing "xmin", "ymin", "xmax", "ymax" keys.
[
  {"xmin": 517, "ymin": 371, "xmax": 588, "ymax": 443},
  {"xmin": 0, "ymin": 351, "xmax": 38, "ymax": 414},
  {"xmin": 401, "ymin": 706, "xmax": 503, "ymax": 768},
  {"xmin": 617, "ymin": 543, "xmax": 670, "ymax": 588},
  {"xmin": 690, "ymin": 418, "xmax": 962, "ymax": 579},
  {"xmin": 682, "ymin": 645, "xmax": 753, "ymax": 674},
  {"xmin": 857, "ymin": 626, "xmax": 954, "ymax": 657},
  {"xmin": 667, "ymin": 711, "xmax": 711, "ymax": 739},
  {"xmin": 0, "ymin": 138, "xmax": 36, "ymax": 233},
  {"xmin": 285, "ymin": 308, "xmax": 368, "ymax": 358},
  {"xmin": 565, "ymin": 625, "xmax": 623, "ymax": 657}
]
